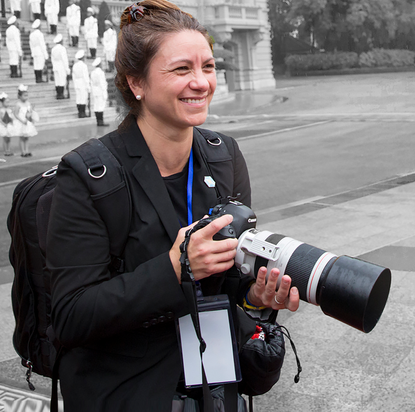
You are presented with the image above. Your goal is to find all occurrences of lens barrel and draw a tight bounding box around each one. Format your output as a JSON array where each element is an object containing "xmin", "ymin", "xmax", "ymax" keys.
[{"xmin": 236, "ymin": 229, "xmax": 391, "ymax": 333}]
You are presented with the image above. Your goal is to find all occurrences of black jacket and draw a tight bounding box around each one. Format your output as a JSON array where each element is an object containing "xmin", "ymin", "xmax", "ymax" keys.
[{"xmin": 47, "ymin": 115, "xmax": 252, "ymax": 411}]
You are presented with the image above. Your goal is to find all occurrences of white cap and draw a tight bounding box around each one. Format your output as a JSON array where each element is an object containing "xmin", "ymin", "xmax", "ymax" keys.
[
  {"xmin": 32, "ymin": 19, "xmax": 41, "ymax": 29},
  {"xmin": 18, "ymin": 84, "xmax": 28, "ymax": 92},
  {"xmin": 75, "ymin": 49, "xmax": 85, "ymax": 60},
  {"xmin": 53, "ymin": 34, "xmax": 63, "ymax": 43},
  {"xmin": 87, "ymin": 7, "xmax": 94, "ymax": 13},
  {"xmin": 0, "ymin": 92, "xmax": 8, "ymax": 100},
  {"xmin": 7, "ymin": 15, "xmax": 17, "ymax": 25},
  {"xmin": 92, "ymin": 57, "xmax": 101, "ymax": 67}
]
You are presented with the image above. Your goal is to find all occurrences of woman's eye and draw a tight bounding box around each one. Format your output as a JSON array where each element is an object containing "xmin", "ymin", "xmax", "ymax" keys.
[
  {"xmin": 175, "ymin": 66, "xmax": 189, "ymax": 72},
  {"xmin": 204, "ymin": 64, "xmax": 216, "ymax": 70}
]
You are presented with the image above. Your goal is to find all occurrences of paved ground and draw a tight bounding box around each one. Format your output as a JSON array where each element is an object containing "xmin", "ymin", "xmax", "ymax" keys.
[{"xmin": 0, "ymin": 72, "xmax": 414, "ymax": 411}]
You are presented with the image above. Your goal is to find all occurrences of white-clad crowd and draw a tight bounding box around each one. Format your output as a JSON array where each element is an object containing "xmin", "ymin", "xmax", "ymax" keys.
[{"xmin": 1, "ymin": 4, "xmax": 118, "ymax": 154}]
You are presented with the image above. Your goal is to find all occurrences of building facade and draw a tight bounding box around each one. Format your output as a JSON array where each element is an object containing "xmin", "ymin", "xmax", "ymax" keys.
[
  {"xmin": 97, "ymin": 0, "xmax": 276, "ymax": 91},
  {"xmin": 3, "ymin": 0, "xmax": 276, "ymax": 91}
]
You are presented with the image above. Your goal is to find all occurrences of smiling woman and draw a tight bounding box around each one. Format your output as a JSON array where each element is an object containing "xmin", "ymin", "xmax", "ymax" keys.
[
  {"xmin": 127, "ymin": 30, "xmax": 217, "ymax": 142},
  {"xmin": 115, "ymin": 0, "xmax": 214, "ymax": 120},
  {"xmin": 46, "ymin": 1, "xmax": 299, "ymax": 411}
]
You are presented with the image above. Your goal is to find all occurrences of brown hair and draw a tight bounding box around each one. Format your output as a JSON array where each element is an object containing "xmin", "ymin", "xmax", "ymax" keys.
[{"xmin": 115, "ymin": 0, "xmax": 213, "ymax": 117}]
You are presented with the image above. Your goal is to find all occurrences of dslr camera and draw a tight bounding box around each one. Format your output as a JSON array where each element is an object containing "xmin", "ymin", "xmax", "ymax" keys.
[{"xmin": 207, "ymin": 200, "xmax": 391, "ymax": 334}]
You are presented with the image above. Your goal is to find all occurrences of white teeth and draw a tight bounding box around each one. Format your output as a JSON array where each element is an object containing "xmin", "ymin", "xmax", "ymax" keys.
[{"xmin": 181, "ymin": 98, "xmax": 205, "ymax": 104}]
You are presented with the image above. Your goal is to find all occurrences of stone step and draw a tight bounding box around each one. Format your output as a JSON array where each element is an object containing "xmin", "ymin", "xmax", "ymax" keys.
[{"xmin": 1, "ymin": 17, "xmax": 119, "ymax": 131}]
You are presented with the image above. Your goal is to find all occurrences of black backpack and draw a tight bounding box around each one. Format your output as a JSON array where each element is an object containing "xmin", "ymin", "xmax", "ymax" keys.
[{"xmin": 7, "ymin": 138, "xmax": 131, "ymax": 394}]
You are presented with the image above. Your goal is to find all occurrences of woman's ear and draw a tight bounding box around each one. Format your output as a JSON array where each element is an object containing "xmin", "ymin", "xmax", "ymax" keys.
[{"xmin": 126, "ymin": 75, "xmax": 144, "ymax": 100}]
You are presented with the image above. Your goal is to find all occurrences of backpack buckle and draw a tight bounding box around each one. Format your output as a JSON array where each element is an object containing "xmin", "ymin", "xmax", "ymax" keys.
[
  {"xmin": 42, "ymin": 166, "xmax": 58, "ymax": 178},
  {"xmin": 207, "ymin": 136, "xmax": 222, "ymax": 146},
  {"xmin": 88, "ymin": 165, "xmax": 107, "ymax": 179}
]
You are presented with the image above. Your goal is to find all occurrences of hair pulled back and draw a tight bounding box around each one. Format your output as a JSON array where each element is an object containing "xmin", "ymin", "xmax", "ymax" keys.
[{"xmin": 115, "ymin": 0, "xmax": 213, "ymax": 116}]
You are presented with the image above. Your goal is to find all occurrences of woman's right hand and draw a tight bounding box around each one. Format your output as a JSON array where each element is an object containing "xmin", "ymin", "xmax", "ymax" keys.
[{"xmin": 169, "ymin": 214, "xmax": 239, "ymax": 283}]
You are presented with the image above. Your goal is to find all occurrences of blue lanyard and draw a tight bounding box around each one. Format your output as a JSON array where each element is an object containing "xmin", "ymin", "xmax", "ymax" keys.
[
  {"xmin": 186, "ymin": 147, "xmax": 203, "ymax": 296},
  {"xmin": 186, "ymin": 148, "xmax": 194, "ymax": 226}
]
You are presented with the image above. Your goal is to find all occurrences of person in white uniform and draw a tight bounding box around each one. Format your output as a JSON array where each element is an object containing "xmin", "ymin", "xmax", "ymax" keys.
[
  {"xmin": 66, "ymin": 0, "xmax": 81, "ymax": 47},
  {"xmin": 102, "ymin": 20, "xmax": 117, "ymax": 72},
  {"xmin": 90, "ymin": 57, "xmax": 109, "ymax": 127},
  {"xmin": 72, "ymin": 50, "xmax": 90, "ymax": 118},
  {"xmin": 29, "ymin": 0, "xmax": 42, "ymax": 20},
  {"xmin": 6, "ymin": 16, "xmax": 22, "ymax": 78},
  {"xmin": 51, "ymin": 34, "xmax": 71, "ymax": 100},
  {"xmin": 84, "ymin": 7, "xmax": 98, "ymax": 59},
  {"xmin": 29, "ymin": 20, "xmax": 49, "ymax": 83},
  {"xmin": 45, "ymin": 0, "xmax": 60, "ymax": 34},
  {"xmin": 10, "ymin": 0, "xmax": 21, "ymax": 18}
]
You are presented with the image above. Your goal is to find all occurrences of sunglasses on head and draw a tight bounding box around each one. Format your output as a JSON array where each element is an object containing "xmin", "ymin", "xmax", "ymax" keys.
[{"xmin": 127, "ymin": 3, "xmax": 148, "ymax": 24}]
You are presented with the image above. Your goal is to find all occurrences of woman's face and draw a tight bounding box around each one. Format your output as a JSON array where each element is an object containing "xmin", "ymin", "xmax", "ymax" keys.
[{"xmin": 132, "ymin": 30, "xmax": 217, "ymax": 132}]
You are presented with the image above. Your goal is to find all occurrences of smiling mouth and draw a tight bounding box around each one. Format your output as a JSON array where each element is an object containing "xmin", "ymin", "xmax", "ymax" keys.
[{"xmin": 180, "ymin": 98, "xmax": 206, "ymax": 104}]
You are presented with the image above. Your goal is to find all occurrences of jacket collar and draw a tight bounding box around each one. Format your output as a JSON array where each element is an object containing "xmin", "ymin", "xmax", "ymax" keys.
[{"xmin": 118, "ymin": 115, "xmax": 219, "ymax": 243}]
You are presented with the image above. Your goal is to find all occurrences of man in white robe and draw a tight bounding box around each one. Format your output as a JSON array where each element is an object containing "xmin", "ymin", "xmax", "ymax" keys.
[
  {"xmin": 6, "ymin": 16, "xmax": 22, "ymax": 78},
  {"xmin": 90, "ymin": 58, "xmax": 109, "ymax": 126},
  {"xmin": 66, "ymin": 0, "xmax": 81, "ymax": 47},
  {"xmin": 51, "ymin": 34, "xmax": 70, "ymax": 99},
  {"xmin": 45, "ymin": 0, "xmax": 60, "ymax": 34},
  {"xmin": 84, "ymin": 7, "xmax": 98, "ymax": 59},
  {"xmin": 29, "ymin": 20, "xmax": 49, "ymax": 83},
  {"xmin": 72, "ymin": 50, "xmax": 91, "ymax": 118},
  {"xmin": 102, "ymin": 20, "xmax": 117, "ymax": 72}
]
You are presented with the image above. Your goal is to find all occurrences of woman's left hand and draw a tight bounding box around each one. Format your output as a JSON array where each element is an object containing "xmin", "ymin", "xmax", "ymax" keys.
[{"xmin": 247, "ymin": 267, "xmax": 299, "ymax": 312}]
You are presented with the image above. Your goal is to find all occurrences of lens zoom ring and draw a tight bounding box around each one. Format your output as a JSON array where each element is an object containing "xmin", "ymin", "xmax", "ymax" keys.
[{"xmin": 285, "ymin": 244, "xmax": 326, "ymax": 301}]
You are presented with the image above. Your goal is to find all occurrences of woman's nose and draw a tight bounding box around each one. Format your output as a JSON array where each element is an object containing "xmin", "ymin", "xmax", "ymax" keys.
[{"xmin": 189, "ymin": 69, "xmax": 211, "ymax": 91}]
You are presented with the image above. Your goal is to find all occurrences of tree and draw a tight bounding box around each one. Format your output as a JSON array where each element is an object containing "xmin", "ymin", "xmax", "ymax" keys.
[
  {"xmin": 268, "ymin": 0, "xmax": 296, "ymax": 71},
  {"xmin": 60, "ymin": 0, "xmax": 69, "ymax": 17},
  {"xmin": 346, "ymin": 0, "xmax": 415, "ymax": 50},
  {"xmin": 284, "ymin": 0, "xmax": 415, "ymax": 52}
]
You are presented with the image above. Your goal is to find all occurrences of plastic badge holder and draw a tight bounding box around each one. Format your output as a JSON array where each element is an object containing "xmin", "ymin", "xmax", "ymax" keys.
[{"xmin": 178, "ymin": 295, "xmax": 242, "ymax": 388}]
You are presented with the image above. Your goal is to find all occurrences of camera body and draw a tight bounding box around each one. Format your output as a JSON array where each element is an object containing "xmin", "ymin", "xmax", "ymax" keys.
[{"xmin": 208, "ymin": 201, "xmax": 257, "ymax": 240}]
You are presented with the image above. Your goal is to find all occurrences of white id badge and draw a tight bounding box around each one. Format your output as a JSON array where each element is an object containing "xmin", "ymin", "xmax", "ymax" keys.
[{"xmin": 177, "ymin": 295, "xmax": 242, "ymax": 387}]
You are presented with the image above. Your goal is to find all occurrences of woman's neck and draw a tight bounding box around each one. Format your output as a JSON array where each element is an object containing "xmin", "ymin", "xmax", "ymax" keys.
[{"xmin": 137, "ymin": 117, "xmax": 193, "ymax": 177}]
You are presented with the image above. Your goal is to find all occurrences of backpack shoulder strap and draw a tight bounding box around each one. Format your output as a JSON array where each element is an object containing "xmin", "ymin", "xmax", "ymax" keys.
[
  {"xmin": 194, "ymin": 127, "xmax": 235, "ymax": 162},
  {"xmin": 194, "ymin": 127, "xmax": 236, "ymax": 202},
  {"xmin": 62, "ymin": 138, "xmax": 131, "ymax": 261}
]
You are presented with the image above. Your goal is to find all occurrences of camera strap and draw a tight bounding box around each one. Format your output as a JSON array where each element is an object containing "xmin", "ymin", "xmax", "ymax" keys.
[
  {"xmin": 180, "ymin": 224, "xmax": 215, "ymax": 412},
  {"xmin": 179, "ymin": 219, "xmax": 240, "ymax": 412}
]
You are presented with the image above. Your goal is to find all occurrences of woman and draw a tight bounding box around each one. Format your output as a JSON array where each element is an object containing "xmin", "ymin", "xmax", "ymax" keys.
[{"xmin": 47, "ymin": 1, "xmax": 299, "ymax": 411}]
